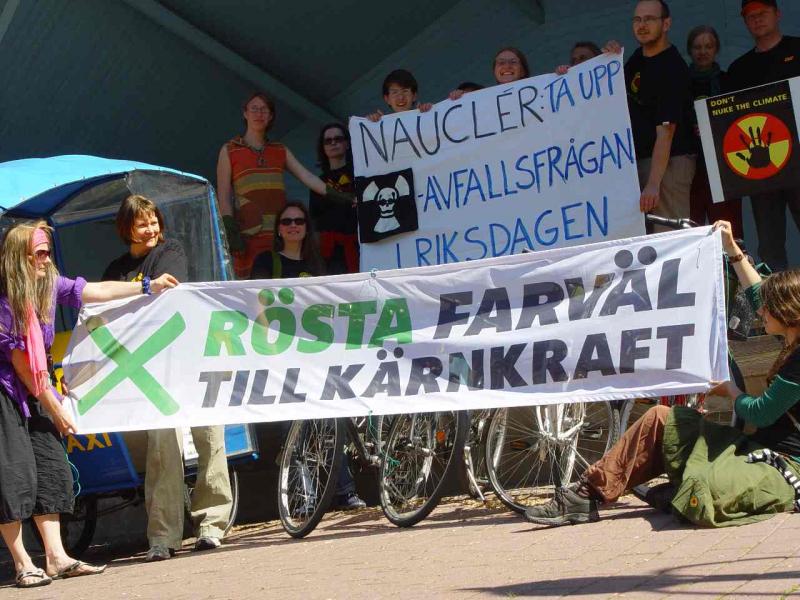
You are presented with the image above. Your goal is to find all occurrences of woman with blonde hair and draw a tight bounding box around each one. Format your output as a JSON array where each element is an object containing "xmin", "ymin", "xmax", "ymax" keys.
[{"xmin": 0, "ymin": 221, "xmax": 177, "ymax": 587}]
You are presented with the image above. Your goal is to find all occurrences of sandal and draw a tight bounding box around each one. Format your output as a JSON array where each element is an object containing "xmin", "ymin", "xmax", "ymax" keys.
[
  {"xmin": 15, "ymin": 568, "xmax": 52, "ymax": 588},
  {"xmin": 53, "ymin": 560, "xmax": 107, "ymax": 579}
]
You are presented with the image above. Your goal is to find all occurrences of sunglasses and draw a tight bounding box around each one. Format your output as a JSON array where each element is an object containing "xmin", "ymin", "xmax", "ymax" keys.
[
  {"xmin": 33, "ymin": 249, "xmax": 51, "ymax": 260},
  {"xmin": 323, "ymin": 135, "xmax": 346, "ymax": 146},
  {"xmin": 279, "ymin": 217, "xmax": 307, "ymax": 226}
]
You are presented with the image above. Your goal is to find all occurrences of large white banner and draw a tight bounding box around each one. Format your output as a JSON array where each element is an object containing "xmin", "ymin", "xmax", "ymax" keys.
[
  {"xmin": 351, "ymin": 52, "xmax": 645, "ymax": 271},
  {"xmin": 65, "ymin": 228, "xmax": 727, "ymax": 434}
]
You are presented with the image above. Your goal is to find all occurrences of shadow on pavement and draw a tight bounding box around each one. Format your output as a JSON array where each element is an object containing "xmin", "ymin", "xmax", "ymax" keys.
[{"xmin": 461, "ymin": 558, "xmax": 800, "ymax": 597}]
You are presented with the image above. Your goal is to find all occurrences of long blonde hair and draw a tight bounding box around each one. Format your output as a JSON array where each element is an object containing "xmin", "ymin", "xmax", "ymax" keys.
[
  {"xmin": 762, "ymin": 270, "xmax": 800, "ymax": 383},
  {"xmin": 0, "ymin": 221, "xmax": 59, "ymax": 335}
]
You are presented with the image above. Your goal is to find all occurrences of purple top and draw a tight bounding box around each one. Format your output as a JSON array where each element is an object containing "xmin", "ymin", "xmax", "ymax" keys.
[{"xmin": 0, "ymin": 275, "xmax": 86, "ymax": 417}]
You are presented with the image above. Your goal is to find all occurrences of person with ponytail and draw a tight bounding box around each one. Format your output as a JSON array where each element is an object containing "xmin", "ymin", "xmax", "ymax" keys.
[
  {"xmin": 523, "ymin": 218, "xmax": 800, "ymax": 528},
  {"xmin": 0, "ymin": 222, "xmax": 177, "ymax": 587}
]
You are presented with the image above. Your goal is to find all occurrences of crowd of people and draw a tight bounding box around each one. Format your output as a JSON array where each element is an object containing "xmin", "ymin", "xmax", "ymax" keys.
[{"xmin": 1, "ymin": 0, "xmax": 800, "ymax": 590}]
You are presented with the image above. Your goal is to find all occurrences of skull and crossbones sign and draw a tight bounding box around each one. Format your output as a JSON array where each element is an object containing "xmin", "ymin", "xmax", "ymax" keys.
[{"xmin": 362, "ymin": 175, "xmax": 410, "ymax": 233}]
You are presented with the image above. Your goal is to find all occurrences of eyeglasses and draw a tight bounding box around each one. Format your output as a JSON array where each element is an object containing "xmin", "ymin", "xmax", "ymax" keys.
[
  {"xmin": 633, "ymin": 15, "xmax": 664, "ymax": 25},
  {"xmin": 33, "ymin": 249, "xmax": 50, "ymax": 260},
  {"xmin": 495, "ymin": 58, "xmax": 520, "ymax": 67},
  {"xmin": 323, "ymin": 135, "xmax": 346, "ymax": 146},
  {"xmin": 247, "ymin": 106, "xmax": 270, "ymax": 114},
  {"xmin": 279, "ymin": 217, "xmax": 307, "ymax": 226}
]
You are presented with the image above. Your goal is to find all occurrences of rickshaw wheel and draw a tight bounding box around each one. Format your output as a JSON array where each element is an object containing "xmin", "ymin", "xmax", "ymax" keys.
[
  {"xmin": 31, "ymin": 495, "xmax": 98, "ymax": 558},
  {"xmin": 183, "ymin": 465, "xmax": 240, "ymax": 537}
]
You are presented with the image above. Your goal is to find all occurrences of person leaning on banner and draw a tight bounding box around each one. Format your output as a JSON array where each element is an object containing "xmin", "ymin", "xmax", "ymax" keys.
[
  {"xmin": 102, "ymin": 195, "xmax": 233, "ymax": 561},
  {"xmin": 687, "ymin": 25, "xmax": 744, "ymax": 237},
  {"xmin": 726, "ymin": 0, "xmax": 800, "ymax": 271},
  {"xmin": 523, "ymin": 220, "xmax": 800, "ymax": 529},
  {"xmin": 249, "ymin": 202, "xmax": 367, "ymax": 511},
  {"xmin": 309, "ymin": 123, "xmax": 359, "ymax": 275},
  {"xmin": 0, "ymin": 222, "xmax": 178, "ymax": 587},
  {"xmin": 554, "ymin": 40, "xmax": 602, "ymax": 75},
  {"xmin": 216, "ymin": 91, "xmax": 353, "ymax": 279},
  {"xmin": 604, "ymin": 0, "xmax": 697, "ymax": 233}
]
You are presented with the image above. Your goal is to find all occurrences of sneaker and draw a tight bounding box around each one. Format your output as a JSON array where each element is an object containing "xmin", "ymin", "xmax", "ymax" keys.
[
  {"xmin": 194, "ymin": 536, "xmax": 222, "ymax": 551},
  {"xmin": 145, "ymin": 545, "xmax": 175, "ymax": 562},
  {"xmin": 523, "ymin": 486, "xmax": 599, "ymax": 527},
  {"xmin": 333, "ymin": 492, "xmax": 367, "ymax": 510}
]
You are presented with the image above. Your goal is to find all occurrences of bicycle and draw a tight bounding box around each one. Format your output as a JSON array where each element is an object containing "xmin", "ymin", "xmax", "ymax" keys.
[{"xmin": 277, "ymin": 410, "xmax": 469, "ymax": 538}]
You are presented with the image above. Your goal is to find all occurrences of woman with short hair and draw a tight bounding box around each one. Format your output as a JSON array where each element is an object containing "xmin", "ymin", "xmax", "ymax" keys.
[{"xmin": 103, "ymin": 194, "xmax": 233, "ymax": 561}]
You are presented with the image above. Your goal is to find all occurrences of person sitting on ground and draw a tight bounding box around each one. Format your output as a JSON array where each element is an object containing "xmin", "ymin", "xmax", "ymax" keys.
[
  {"xmin": 102, "ymin": 195, "xmax": 233, "ymax": 561},
  {"xmin": 0, "ymin": 222, "xmax": 177, "ymax": 587},
  {"xmin": 523, "ymin": 220, "xmax": 800, "ymax": 528},
  {"xmin": 309, "ymin": 123, "xmax": 359, "ymax": 275},
  {"xmin": 448, "ymin": 47, "xmax": 531, "ymax": 100},
  {"xmin": 250, "ymin": 203, "xmax": 366, "ymax": 510},
  {"xmin": 366, "ymin": 69, "xmax": 433, "ymax": 122},
  {"xmin": 217, "ymin": 91, "xmax": 352, "ymax": 278},
  {"xmin": 555, "ymin": 40, "xmax": 602, "ymax": 74}
]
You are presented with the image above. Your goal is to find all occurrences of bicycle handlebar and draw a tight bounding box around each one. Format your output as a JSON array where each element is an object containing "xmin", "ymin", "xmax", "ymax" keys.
[{"xmin": 644, "ymin": 214, "xmax": 699, "ymax": 230}]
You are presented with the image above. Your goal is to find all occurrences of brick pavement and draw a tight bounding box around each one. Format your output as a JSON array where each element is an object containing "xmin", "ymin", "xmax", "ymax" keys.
[{"xmin": 3, "ymin": 496, "xmax": 799, "ymax": 599}]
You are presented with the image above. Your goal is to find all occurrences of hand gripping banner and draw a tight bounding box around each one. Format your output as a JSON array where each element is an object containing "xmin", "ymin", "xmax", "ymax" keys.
[{"xmin": 65, "ymin": 228, "xmax": 728, "ymax": 434}]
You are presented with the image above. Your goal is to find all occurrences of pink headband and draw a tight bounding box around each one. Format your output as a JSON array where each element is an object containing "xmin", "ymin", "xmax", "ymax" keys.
[{"xmin": 31, "ymin": 228, "xmax": 49, "ymax": 250}]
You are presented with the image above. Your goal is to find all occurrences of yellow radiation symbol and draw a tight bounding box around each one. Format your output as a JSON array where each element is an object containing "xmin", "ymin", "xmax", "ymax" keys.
[{"xmin": 722, "ymin": 113, "xmax": 793, "ymax": 180}]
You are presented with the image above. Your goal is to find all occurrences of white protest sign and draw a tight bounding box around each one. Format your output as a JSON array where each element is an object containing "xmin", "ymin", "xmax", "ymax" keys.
[
  {"xmin": 64, "ymin": 228, "xmax": 726, "ymax": 434},
  {"xmin": 350, "ymin": 52, "xmax": 645, "ymax": 271}
]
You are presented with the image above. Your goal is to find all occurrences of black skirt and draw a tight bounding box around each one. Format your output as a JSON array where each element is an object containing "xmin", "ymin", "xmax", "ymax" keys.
[{"xmin": 0, "ymin": 389, "xmax": 73, "ymax": 523}]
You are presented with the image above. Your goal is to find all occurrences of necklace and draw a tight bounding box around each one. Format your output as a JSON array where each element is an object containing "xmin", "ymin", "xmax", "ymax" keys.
[{"xmin": 242, "ymin": 138, "xmax": 267, "ymax": 167}]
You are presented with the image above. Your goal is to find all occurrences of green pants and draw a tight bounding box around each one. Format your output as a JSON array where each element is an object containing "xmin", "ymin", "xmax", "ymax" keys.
[
  {"xmin": 144, "ymin": 426, "xmax": 232, "ymax": 549},
  {"xmin": 664, "ymin": 407, "xmax": 799, "ymax": 527}
]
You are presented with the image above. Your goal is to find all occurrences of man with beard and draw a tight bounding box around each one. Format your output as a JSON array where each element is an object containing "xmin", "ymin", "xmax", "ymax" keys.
[{"xmin": 605, "ymin": 0, "xmax": 695, "ymax": 232}]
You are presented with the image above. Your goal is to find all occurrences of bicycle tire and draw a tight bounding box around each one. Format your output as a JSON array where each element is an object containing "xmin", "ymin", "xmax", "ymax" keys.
[
  {"xmin": 379, "ymin": 411, "xmax": 468, "ymax": 527},
  {"xmin": 485, "ymin": 402, "xmax": 618, "ymax": 514},
  {"xmin": 223, "ymin": 467, "xmax": 239, "ymax": 536},
  {"xmin": 184, "ymin": 464, "xmax": 239, "ymax": 537},
  {"xmin": 32, "ymin": 495, "xmax": 98, "ymax": 558},
  {"xmin": 277, "ymin": 418, "xmax": 344, "ymax": 539}
]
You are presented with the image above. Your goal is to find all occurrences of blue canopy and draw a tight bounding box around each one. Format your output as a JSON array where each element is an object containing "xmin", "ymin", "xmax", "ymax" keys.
[{"xmin": 0, "ymin": 155, "xmax": 205, "ymax": 216}]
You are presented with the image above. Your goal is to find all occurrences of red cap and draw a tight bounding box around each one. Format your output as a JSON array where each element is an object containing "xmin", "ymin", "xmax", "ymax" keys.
[{"xmin": 741, "ymin": 0, "xmax": 778, "ymax": 16}]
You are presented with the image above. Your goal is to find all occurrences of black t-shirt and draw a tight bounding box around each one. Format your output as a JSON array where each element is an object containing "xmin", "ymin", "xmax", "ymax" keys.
[
  {"xmin": 751, "ymin": 346, "xmax": 800, "ymax": 458},
  {"xmin": 625, "ymin": 45, "xmax": 694, "ymax": 159},
  {"xmin": 250, "ymin": 251, "xmax": 316, "ymax": 280},
  {"xmin": 309, "ymin": 165, "xmax": 357, "ymax": 235},
  {"xmin": 726, "ymin": 36, "xmax": 800, "ymax": 93},
  {"xmin": 102, "ymin": 239, "xmax": 188, "ymax": 283}
]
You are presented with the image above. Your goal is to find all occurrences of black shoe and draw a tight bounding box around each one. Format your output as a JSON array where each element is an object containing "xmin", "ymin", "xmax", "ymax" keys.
[
  {"xmin": 333, "ymin": 492, "xmax": 366, "ymax": 510},
  {"xmin": 523, "ymin": 486, "xmax": 599, "ymax": 526},
  {"xmin": 633, "ymin": 482, "xmax": 676, "ymax": 514}
]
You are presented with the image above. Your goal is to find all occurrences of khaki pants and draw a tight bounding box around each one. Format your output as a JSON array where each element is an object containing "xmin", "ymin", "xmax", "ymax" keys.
[
  {"xmin": 638, "ymin": 154, "xmax": 696, "ymax": 233},
  {"xmin": 584, "ymin": 405, "xmax": 670, "ymax": 503},
  {"xmin": 144, "ymin": 426, "xmax": 232, "ymax": 549}
]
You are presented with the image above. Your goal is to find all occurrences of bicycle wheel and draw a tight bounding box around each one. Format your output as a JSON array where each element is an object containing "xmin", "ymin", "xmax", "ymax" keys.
[
  {"xmin": 379, "ymin": 411, "xmax": 468, "ymax": 527},
  {"xmin": 184, "ymin": 464, "xmax": 240, "ymax": 537},
  {"xmin": 485, "ymin": 402, "xmax": 618, "ymax": 514},
  {"xmin": 277, "ymin": 418, "xmax": 344, "ymax": 539},
  {"xmin": 32, "ymin": 495, "xmax": 98, "ymax": 558}
]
